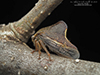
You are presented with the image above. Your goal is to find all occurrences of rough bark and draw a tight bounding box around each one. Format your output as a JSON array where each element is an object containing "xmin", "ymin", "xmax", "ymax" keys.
[{"xmin": 0, "ymin": 40, "xmax": 100, "ymax": 75}]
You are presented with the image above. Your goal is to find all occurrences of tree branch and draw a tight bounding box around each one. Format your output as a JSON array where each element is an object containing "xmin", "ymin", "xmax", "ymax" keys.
[
  {"xmin": 0, "ymin": 40, "xmax": 100, "ymax": 75},
  {"xmin": 0, "ymin": 0, "xmax": 63, "ymax": 43},
  {"xmin": 9, "ymin": 0, "xmax": 63, "ymax": 43}
]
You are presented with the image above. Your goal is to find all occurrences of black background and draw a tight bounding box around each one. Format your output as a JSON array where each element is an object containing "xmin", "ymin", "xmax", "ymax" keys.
[{"xmin": 0, "ymin": 0, "xmax": 99, "ymax": 62}]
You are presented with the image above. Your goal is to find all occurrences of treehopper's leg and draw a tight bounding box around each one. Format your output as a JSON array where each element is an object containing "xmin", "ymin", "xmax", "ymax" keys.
[
  {"xmin": 31, "ymin": 39, "xmax": 38, "ymax": 54},
  {"xmin": 39, "ymin": 40, "xmax": 52, "ymax": 61},
  {"xmin": 37, "ymin": 41, "xmax": 42, "ymax": 59},
  {"xmin": 31, "ymin": 40, "xmax": 42, "ymax": 59}
]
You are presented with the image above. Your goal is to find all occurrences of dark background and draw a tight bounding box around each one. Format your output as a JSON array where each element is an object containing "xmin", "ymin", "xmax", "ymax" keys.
[{"xmin": 0, "ymin": 0, "xmax": 99, "ymax": 62}]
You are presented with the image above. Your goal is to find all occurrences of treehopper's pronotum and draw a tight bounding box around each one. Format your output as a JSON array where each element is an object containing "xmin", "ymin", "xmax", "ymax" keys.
[{"xmin": 31, "ymin": 21, "xmax": 80, "ymax": 60}]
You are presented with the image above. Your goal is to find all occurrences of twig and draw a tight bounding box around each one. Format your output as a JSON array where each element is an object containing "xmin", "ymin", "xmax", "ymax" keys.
[{"xmin": 8, "ymin": 0, "xmax": 63, "ymax": 42}]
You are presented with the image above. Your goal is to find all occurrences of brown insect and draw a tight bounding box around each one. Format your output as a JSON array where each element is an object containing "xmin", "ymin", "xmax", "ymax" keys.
[{"xmin": 31, "ymin": 21, "xmax": 80, "ymax": 60}]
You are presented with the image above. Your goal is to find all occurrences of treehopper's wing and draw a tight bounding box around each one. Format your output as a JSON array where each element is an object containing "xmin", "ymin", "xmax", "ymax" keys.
[{"xmin": 43, "ymin": 21, "xmax": 77, "ymax": 49}]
